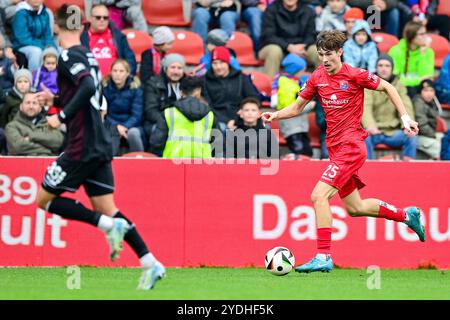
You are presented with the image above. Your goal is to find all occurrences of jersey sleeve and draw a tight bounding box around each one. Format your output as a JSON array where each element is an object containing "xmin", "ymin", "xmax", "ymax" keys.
[
  {"xmin": 353, "ymin": 68, "xmax": 381, "ymax": 90},
  {"xmin": 58, "ymin": 49, "xmax": 91, "ymax": 86},
  {"xmin": 299, "ymin": 72, "xmax": 317, "ymax": 101}
]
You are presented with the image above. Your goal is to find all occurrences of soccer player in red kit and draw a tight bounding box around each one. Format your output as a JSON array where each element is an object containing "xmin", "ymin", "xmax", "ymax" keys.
[{"xmin": 261, "ymin": 30, "xmax": 425, "ymax": 273}]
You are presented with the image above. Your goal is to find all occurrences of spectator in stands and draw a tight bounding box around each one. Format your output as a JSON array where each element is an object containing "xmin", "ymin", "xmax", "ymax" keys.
[
  {"xmin": 140, "ymin": 26, "xmax": 175, "ymax": 83},
  {"xmin": 150, "ymin": 76, "xmax": 216, "ymax": 158},
  {"xmin": 203, "ymin": 46, "xmax": 259, "ymax": 133},
  {"xmin": 0, "ymin": 33, "xmax": 17, "ymax": 95},
  {"xmin": 343, "ymin": 7, "xmax": 365, "ymax": 39},
  {"xmin": 435, "ymin": 53, "xmax": 450, "ymax": 104},
  {"xmin": 81, "ymin": 4, "xmax": 137, "ymax": 77},
  {"xmin": 32, "ymin": 46, "xmax": 58, "ymax": 95},
  {"xmin": 399, "ymin": 0, "xmax": 449, "ymax": 39},
  {"xmin": 413, "ymin": 79, "xmax": 442, "ymax": 159},
  {"xmin": 362, "ymin": 54, "xmax": 418, "ymax": 159},
  {"xmin": 271, "ymin": 53, "xmax": 313, "ymax": 157},
  {"xmin": 343, "ymin": 19, "xmax": 378, "ymax": 73},
  {"xmin": 143, "ymin": 53, "xmax": 185, "ymax": 150},
  {"xmin": 348, "ymin": 0, "xmax": 401, "ymax": 38},
  {"xmin": 258, "ymin": 0, "xmax": 318, "ymax": 77},
  {"xmin": 85, "ymin": 0, "xmax": 148, "ymax": 32},
  {"xmin": 12, "ymin": 0, "xmax": 56, "ymax": 72},
  {"xmin": 103, "ymin": 59, "xmax": 144, "ymax": 156},
  {"xmin": 0, "ymin": 9, "xmax": 17, "ymax": 62},
  {"xmin": 225, "ymin": 96, "xmax": 277, "ymax": 158},
  {"xmin": 0, "ymin": 0, "xmax": 21, "ymax": 24},
  {"xmin": 192, "ymin": 0, "xmax": 240, "ymax": 43},
  {"xmin": 388, "ymin": 20, "xmax": 435, "ymax": 98},
  {"xmin": 316, "ymin": 0, "xmax": 350, "ymax": 33},
  {"xmin": 239, "ymin": 0, "xmax": 264, "ymax": 55},
  {"xmin": 198, "ymin": 28, "xmax": 241, "ymax": 74},
  {"xmin": 0, "ymin": 68, "xmax": 31, "ymax": 129},
  {"xmin": 5, "ymin": 92, "xmax": 63, "ymax": 156}
]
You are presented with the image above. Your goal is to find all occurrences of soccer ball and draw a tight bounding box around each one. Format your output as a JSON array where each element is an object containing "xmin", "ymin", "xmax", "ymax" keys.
[{"xmin": 264, "ymin": 246, "xmax": 295, "ymax": 276}]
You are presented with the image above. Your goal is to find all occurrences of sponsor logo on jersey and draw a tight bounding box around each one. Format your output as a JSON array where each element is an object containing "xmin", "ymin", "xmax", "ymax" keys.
[
  {"xmin": 317, "ymin": 83, "xmax": 329, "ymax": 87},
  {"xmin": 321, "ymin": 93, "xmax": 349, "ymax": 108},
  {"xmin": 92, "ymin": 47, "xmax": 113, "ymax": 59}
]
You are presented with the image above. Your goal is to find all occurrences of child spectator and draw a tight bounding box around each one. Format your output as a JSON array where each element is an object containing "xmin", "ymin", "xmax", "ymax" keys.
[
  {"xmin": 413, "ymin": 79, "xmax": 442, "ymax": 160},
  {"xmin": 226, "ymin": 96, "xmax": 277, "ymax": 159},
  {"xmin": 271, "ymin": 53, "xmax": 313, "ymax": 157},
  {"xmin": 435, "ymin": 53, "xmax": 450, "ymax": 104},
  {"xmin": 140, "ymin": 26, "xmax": 175, "ymax": 83},
  {"xmin": 316, "ymin": 0, "xmax": 350, "ymax": 33},
  {"xmin": 388, "ymin": 21, "xmax": 435, "ymax": 98},
  {"xmin": 343, "ymin": 7, "xmax": 364, "ymax": 39},
  {"xmin": 103, "ymin": 59, "xmax": 145, "ymax": 156},
  {"xmin": 343, "ymin": 19, "xmax": 378, "ymax": 73},
  {"xmin": 32, "ymin": 46, "xmax": 58, "ymax": 95},
  {"xmin": 0, "ymin": 68, "xmax": 31, "ymax": 128}
]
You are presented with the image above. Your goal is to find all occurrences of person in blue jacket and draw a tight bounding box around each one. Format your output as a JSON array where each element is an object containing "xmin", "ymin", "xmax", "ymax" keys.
[{"xmin": 436, "ymin": 53, "xmax": 450, "ymax": 104}]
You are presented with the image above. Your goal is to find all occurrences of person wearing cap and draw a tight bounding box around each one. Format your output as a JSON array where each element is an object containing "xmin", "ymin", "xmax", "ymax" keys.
[
  {"xmin": 203, "ymin": 46, "xmax": 259, "ymax": 133},
  {"xmin": 198, "ymin": 28, "xmax": 241, "ymax": 73},
  {"xmin": 316, "ymin": 0, "xmax": 350, "ymax": 33},
  {"xmin": 347, "ymin": 0, "xmax": 400, "ymax": 37},
  {"xmin": 192, "ymin": 0, "xmax": 241, "ymax": 43},
  {"xmin": 5, "ymin": 92, "xmax": 64, "ymax": 156},
  {"xmin": 343, "ymin": 7, "xmax": 365, "ymax": 39},
  {"xmin": 271, "ymin": 53, "xmax": 314, "ymax": 157},
  {"xmin": 144, "ymin": 53, "xmax": 185, "ymax": 151},
  {"xmin": 81, "ymin": 4, "xmax": 137, "ymax": 76},
  {"xmin": 362, "ymin": 54, "xmax": 417, "ymax": 159},
  {"xmin": 413, "ymin": 79, "xmax": 442, "ymax": 160},
  {"xmin": 258, "ymin": 0, "xmax": 318, "ymax": 78},
  {"xmin": 11, "ymin": 0, "xmax": 57, "ymax": 73},
  {"xmin": 140, "ymin": 26, "xmax": 175, "ymax": 83},
  {"xmin": 0, "ymin": 68, "xmax": 32, "ymax": 129}
]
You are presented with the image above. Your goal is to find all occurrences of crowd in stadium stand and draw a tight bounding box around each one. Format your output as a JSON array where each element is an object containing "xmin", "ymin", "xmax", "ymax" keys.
[{"xmin": 0, "ymin": 0, "xmax": 449, "ymax": 160}]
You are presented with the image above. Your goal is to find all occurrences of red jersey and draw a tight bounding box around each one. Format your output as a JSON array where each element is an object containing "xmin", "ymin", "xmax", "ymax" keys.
[
  {"xmin": 300, "ymin": 63, "xmax": 381, "ymax": 147},
  {"xmin": 89, "ymin": 28, "xmax": 118, "ymax": 77}
]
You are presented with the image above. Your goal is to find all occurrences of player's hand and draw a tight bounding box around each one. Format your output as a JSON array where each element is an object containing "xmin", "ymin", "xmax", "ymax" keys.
[
  {"xmin": 260, "ymin": 111, "xmax": 278, "ymax": 125},
  {"xmin": 46, "ymin": 114, "xmax": 61, "ymax": 129},
  {"xmin": 37, "ymin": 83, "xmax": 55, "ymax": 105},
  {"xmin": 404, "ymin": 120, "xmax": 419, "ymax": 137}
]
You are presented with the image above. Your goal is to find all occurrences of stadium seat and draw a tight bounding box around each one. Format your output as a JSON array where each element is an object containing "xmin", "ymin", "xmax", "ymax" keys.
[
  {"xmin": 428, "ymin": 34, "xmax": 450, "ymax": 68},
  {"xmin": 372, "ymin": 32, "xmax": 399, "ymax": 54},
  {"xmin": 169, "ymin": 30, "xmax": 204, "ymax": 65},
  {"xmin": 142, "ymin": 0, "xmax": 190, "ymax": 26},
  {"xmin": 308, "ymin": 112, "xmax": 321, "ymax": 149},
  {"xmin": 437, "ymin": 116, "xmax": 447, "ymax": 133},
  {"xmin": 442, "ymin": 104, "xmax": 450, "ymax": 110},
  {"xmin": 375, "ymin": 144, "xmax": 401, "ymax": 151},
  {"xmin": 227, "ymin": 32, "xmax": 264, "ymax": 66},
  {"xmin": 243, "ymin": 70, "xmax": 272, "ymax": 97},
  {"xmin": 269, "ymin": 119, "xmax": 287, "ymax": 146},
  {"xmin": 45, "ymin": 0, "xmax": 85, "ymax": 12},
  {"xmin": 122, "ymin": 29, "xmax": 152, "ymax": 64},
  {"xmin": 437, "ymin": 1, "xmax": 450, "ymax": 16},
  {"xmin": 121, "ymin": 152, "xmax": 159, "ymax": 158}
]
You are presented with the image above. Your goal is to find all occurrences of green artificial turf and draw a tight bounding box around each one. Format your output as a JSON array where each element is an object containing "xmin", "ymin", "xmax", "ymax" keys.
[{"xmin": 0, "ymin": 267, "xmax": 448, "ymax": 300}]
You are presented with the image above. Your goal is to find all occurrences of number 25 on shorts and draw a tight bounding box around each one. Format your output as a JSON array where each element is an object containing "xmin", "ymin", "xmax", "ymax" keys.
[{"xmin": 323, "ymin": 164, "xmax": 339, "ymax": 179}]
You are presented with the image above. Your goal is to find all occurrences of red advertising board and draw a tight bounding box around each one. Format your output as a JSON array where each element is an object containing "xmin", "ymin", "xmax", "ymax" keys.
[{"xmin": 0, "ymin": 157, "xmax": 449, "ymax": 268}]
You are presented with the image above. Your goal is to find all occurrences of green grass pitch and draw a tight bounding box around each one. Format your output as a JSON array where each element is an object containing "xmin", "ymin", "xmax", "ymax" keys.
[{"xmin": 0, "ymin": 267, "xmax": 448, "ymax": 300}]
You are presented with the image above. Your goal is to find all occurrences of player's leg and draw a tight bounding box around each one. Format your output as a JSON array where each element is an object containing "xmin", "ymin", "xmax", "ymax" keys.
[
  {"xmin": 342, "ymin": 188, "xmax": 425, "ymax": 241},
  {"xmin": 86, "ymin": 163, "xmax": 165, "ymax": 290},
  {"xmin": 295, "ymin": 181, "xmax": 338, "ymax": 273}
]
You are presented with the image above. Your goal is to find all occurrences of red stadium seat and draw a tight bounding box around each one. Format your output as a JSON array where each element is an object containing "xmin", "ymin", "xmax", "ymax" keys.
[
  {"xmin": 437, "ymin": 1, "xmax": 450, "ymax": 16},
  {"xmin": 121, "ymin": 152, "xmax": 159, "ymax": 158},
  {"xmin": 227, "ymin": 32, "xmax": 263, "ymax": 66},
  {"xmin": 142, "ymin": 0, "xmax": 190, "ymax": 27},
  {"xmin": 372, "ymin": 32, "xmax": 399, "ymax": 54},
  {"xmin": 243, "ymin": 70, "xmax": 272, "ymax": 97},
  {"xmin": 437, "ymin": 116, "xmax": 447, "ymax": 133},
  {"xmin": 45, "ymin": 0, "xmax": 85, "ymax": 12},
  {"xmin": 375, "ymin": 143, "xmax": 401, "ymax": 151},
  {"xmin": 122, "ymin": 29, "xmax": 152, "ymax": 64},
  {"xmin": 442, "ymin": 104, "xmax": 450, "ymax": 110},
  {"xmin": 269, "ymin": 119, "xmax": 287, "ymax": 146},
  {"xmin": 428, "ymin": 34, "xmax": 450, "ymax": 68},
  {"xmin": 308, "ymin": 112, "xmax": 321, "ymax": 149},
  {"xmin": 169, "ymin": 30, "xmax": 204, "ymax": 65}
]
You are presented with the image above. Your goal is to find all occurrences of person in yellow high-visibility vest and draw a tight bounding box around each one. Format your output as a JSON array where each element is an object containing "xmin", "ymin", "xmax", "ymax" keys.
[{"xmin": 150, "ymin": 76, "xmax": 218, "ymax": 158}]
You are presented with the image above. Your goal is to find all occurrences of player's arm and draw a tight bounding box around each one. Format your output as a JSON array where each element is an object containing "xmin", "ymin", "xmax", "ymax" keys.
[
  {"xmin": 375, "ymin": 78, "xmax": 419, "ymax": 136},
  {"xmin": 261, "ymin": 96, "xmax": 311, "ymax": 124}
]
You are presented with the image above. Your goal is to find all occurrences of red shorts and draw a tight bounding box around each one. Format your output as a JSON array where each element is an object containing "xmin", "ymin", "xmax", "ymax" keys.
[{"xmin": 320, "ymin": 139, "xmax": 367, "ymax": 198}]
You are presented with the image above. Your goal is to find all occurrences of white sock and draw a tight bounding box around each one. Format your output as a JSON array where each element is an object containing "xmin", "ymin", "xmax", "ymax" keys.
[
  {"xmin": 316, "ymin": 253, "xmax": 330, "ymax": 261},
  {"xmin": 140, "ymin": 253, "xmax": 156, "ymax": 269},
  {"xmin": 97, "ymin": 215, "xmax": 114, "ymax": 232}
]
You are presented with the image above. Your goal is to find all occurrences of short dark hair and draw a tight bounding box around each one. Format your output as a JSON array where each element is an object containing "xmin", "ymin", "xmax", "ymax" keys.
[
  {"xmin": 239, "ymin": 97, "xmax": 261, "ymax": 110},
  {"xmin": 180, "ymin": 76, "xmax": 204, "ymax": 96},
  {"xmin": 316, "ymin": 30, "xmax": 347, "ymax": 52},
  {"xmin": 56, "ymin": 4, "xmax": 84, "ymax": 31}
]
